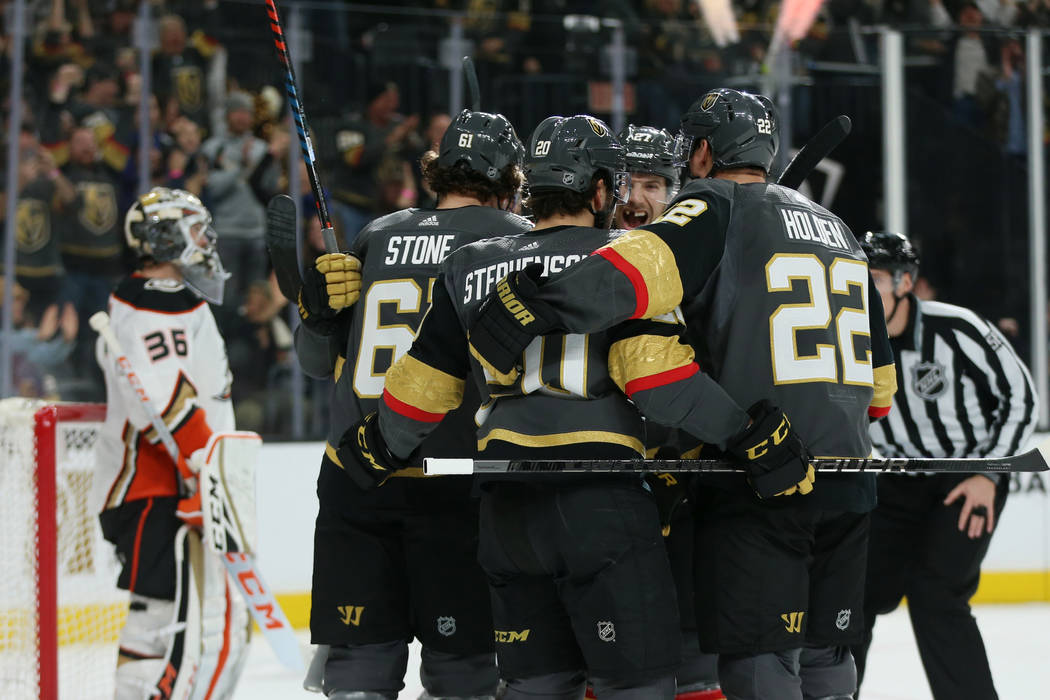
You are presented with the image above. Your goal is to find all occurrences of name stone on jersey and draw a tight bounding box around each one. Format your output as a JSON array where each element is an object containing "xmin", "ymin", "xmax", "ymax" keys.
[
  {"xmin": 779, "ymin": 207, "xmax": 850, "ymax": 250},
  {"xmin": 384, "ymin": 234, "xmax": 456, "ymax": 266}
]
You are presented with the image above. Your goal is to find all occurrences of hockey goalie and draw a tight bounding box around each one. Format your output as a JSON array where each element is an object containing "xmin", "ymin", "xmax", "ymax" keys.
[{"xmin": 94, "ymin": 188, "xmax": 255, "ymax": 700}]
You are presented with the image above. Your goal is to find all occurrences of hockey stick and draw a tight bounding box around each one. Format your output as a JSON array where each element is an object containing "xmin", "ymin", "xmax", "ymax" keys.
[
  {"xmin": 265, "ymin": 193, "xmax": 302, "ymax": 303},
  {"xmin": 776, "ymin": 115, "xmax": 851, "ymax": 190},
  {"xmin": 265, "ymin": 0, "xmax": 338, "ymax": 254},
  {"xmin": 424, "ymin": 440, "xmax": 1050, "ymax": 475},
  {"xmin": 463, "ymin": 55, "xmax": 481, "ymax": 111},
  {"xmin": 90, "ymin": 311, "xmax": 304, "ymax": 671}
]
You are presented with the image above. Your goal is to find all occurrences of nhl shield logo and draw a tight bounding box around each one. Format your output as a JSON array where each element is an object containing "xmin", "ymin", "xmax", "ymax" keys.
[
  {"xmin": 597, "ymin": 621, "xmax": 616, "ymax": 642},
  {"xmin": 562, "ymin": 172, "xmax": 575, "ymax": 185},
  {"xmin": 835, "ymin": 609, "xmax": 851, "ymax": 631},
  {"xmin": 911, "ymin": 361, "xmax": 948, "ymax": 401},
  {"xmin": 437, "ymin": 616, "xmax": 457, "ymax": 637}
]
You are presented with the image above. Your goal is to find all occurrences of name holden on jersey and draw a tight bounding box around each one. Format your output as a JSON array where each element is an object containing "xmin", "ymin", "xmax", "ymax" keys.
[
  {"xmin": 384, "ymin": 234, "xmax": 457, "ymax": 267},
  {"xmin": 779, "ymin": 207, "xmax": 851, "ymax": 251},
  {"xmin": 463, "ymin": 254, "xmax": 585, "ymax": 304}
]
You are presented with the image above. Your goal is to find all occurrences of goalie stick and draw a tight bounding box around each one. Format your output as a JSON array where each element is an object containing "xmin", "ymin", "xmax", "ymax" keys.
[
  {"xmin": 776, "ymin": 115, "xmax": 851, "ymax": 190},
  {"xmin": 424, "ymin": 440, "xmax": 1050, "ymax": 475},
  {"xmin": 89, "ymin": 311, "xmax": 304, "ymax": 672}
]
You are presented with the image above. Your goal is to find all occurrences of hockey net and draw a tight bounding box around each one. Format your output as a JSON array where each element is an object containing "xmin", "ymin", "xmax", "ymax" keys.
[{"xmin": 0, "ymin": 399, "xmax": 127, "ymax": 700}]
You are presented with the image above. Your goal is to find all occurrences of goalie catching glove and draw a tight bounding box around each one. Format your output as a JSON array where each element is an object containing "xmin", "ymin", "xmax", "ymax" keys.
[
  {"xmin": 725, "ymin": 400, "xmax": 816, "ymax": 499},
  {"xmin": 468, "ymin": 263, "xmax": 561, "ymax": 381},
  {"xmin": 335, "ymin": 412, "xmax": 409, "ymax": 490},
  {"xmin": 298, "ymin": 253, "xmax": 362, "ymax": 335}
]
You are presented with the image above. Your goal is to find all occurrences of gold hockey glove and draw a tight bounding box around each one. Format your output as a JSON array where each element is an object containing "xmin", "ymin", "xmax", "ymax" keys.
[
  {"xmin": 725, "ymin": 400, "xmax": 816, "ymax": 499},
  {"xmin": 314, "ymin": 253, "xmax": 362, "ymax": 310}
]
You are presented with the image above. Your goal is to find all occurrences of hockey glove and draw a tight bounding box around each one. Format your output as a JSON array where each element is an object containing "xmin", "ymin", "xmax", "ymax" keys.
[
  {"xmin": 645, "ymin": 467, "xmax": 690, "ymax": 537},
  {"xmin": 468, "ymin": 264, "xmax": 560, "ymax": 382},
  {"xmin": 335, "ymin": 412, "xmax": 407, "ymax": 491},
  {"xmin": 725, "ymin": 400, "xmax": 816, "ymax": 499},
  {"xmin": 315, "ymin": 253, "xmax": 362, "ymax": 311},
  {"xmin": 298, "ymin": 259, "xmax": 350, "ymax": 336}
]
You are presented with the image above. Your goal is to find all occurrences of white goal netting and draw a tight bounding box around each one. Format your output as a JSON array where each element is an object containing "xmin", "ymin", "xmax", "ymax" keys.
[{"xmin": 0, "ymin": 398, "xmax": 128, "ymax": 700}]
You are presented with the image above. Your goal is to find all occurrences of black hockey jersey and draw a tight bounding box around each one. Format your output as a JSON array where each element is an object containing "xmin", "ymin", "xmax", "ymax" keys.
[
  {"xmin": 294, "ymin": 205, "xmax": 531, "ymax": 471},
  {"xmin": 378, "ymin": 224, "xmax": 751, "ymax": 470},
  {"xmin": 501, "ymin": 178, "xmax": 898, "ymax": 509}
]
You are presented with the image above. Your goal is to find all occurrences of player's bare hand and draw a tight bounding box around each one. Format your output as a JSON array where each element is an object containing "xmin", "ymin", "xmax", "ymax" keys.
[
  {"xmin": 314, "ymin": 253, "xmax": 362, "ymax": 311},
  {"xmin": 944, "ymin": 474, "xmax": 997, "ymax": 538}
]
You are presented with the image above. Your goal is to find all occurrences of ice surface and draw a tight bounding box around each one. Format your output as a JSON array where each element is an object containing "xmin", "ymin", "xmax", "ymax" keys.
[{"xmin": 233, "ymin": 603, "xmax": 1050, "ymax": 699}]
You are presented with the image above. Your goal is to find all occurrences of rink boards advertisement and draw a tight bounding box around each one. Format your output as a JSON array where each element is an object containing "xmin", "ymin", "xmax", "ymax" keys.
[{"xmin": 251, "ymin": 440, "xmax": 1050, "ymax": 628}]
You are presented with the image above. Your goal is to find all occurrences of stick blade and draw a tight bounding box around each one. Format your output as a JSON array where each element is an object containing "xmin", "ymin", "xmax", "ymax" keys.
[
  {"xmin": 777, "ymin": 115, "xmax": 851, "ymax": 190},
  {"xmin": 265, "ymin": 194, "xmax": 302, "ymax": 303},
  {"xmin": 463, "ymin": 55, "xmax": 481, "ymax": 111}
]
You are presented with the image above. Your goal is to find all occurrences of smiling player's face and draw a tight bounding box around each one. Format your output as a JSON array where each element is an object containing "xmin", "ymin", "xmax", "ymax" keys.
[{"xmin": 614, "ymin": 173, "xmax": 669, "ymax": 230}]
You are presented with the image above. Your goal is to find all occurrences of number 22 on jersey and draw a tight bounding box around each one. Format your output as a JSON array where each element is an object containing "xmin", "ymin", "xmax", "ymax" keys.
[
  {"xmin": 766, "ymin": 254, "xmax": 872, "ymax": 387},
  {"xmin": 353, "ymin": 278, "xmax": 435, "ymax": 397}
]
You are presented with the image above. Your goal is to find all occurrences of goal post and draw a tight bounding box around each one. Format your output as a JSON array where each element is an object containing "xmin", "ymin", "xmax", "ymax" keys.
[{"xmin": 0, "ymin": 398, "xmax": 127, "ymax": 700}]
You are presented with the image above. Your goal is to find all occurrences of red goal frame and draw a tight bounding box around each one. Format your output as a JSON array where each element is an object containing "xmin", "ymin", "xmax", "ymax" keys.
[{"xmin": 32, "ymin": 403, "xmax": 106, "ymax": 700}]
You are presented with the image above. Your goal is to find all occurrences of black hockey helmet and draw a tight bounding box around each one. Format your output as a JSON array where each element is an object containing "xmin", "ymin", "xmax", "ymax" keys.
[
  {"xmin": 676, "ymin": 88, "xmax": 779, "ymax": 173},
  {"xmin": 437, "ymin": 109, "xmax": 526, "ymax": 182},
  {"xmin": 619, "ymin": 124, "xmax": 680, "ymax": 186},
  {"xmin": 525, "ymin": 114, "xmax": 628, "ymax": 202},
  {"xmin": 861, "ymin": 231, "xmax": 920, "ymax": 281}
]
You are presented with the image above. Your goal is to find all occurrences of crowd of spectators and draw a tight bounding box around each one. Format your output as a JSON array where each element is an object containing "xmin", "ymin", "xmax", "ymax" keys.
[{"xmin": 0, "ymin": 0, "xmax": 1047, "ymax": 437}]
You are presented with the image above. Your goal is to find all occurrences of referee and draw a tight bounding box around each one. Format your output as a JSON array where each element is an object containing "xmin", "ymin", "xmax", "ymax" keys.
[{"xmin": 852, "ymin": 231, "xmax": 1037, "ymax": 699}]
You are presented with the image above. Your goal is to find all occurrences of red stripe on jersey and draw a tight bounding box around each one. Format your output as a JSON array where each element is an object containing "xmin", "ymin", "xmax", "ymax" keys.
[
  {"xmin": 624, "ymin": 363, "xmax": 699, "ymax": 397},
  {"xmin": 383, "ymin": 388, "xmax": 446, "ymax": 423},
  {"xmin": 129, "ymin": 498, "xmax": 153, "ymax": 593},
  {"xmin": 868, "ymin": 404, "xmax": 891, "ymax": 419},
  {"xmin": 595, "ymin": 248, "xmax": 648, "ymax": 319}
]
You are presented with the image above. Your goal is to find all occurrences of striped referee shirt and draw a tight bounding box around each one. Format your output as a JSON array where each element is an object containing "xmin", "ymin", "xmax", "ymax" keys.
[{"xmin": 871, "ymin": 296, "xmax": 1037, "ymax": 473}]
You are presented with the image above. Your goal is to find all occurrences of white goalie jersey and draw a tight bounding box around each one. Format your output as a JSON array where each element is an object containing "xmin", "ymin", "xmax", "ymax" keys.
[{"xmin": 94, "ymin": 274, "xmax": 234, "ymax": 512}]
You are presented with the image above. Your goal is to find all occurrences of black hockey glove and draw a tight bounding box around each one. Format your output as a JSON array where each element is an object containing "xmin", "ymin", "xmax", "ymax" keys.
[
  {"xmin": 725, "ymin": 400, "xmax": 816, "ymax": 499},
  {"xmin": 298, "ymin": 263, "xmax": 345, "ymax": 336},
  {"xmin": 335, "ymin": 412, "xmax": 408, "ymax": 490},
  {"xmin": 468, "ymin": 264, "xmax": 561, "ymax": 380}
]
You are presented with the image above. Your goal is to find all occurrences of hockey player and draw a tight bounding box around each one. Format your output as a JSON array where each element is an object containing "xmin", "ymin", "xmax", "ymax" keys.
[
  {"xmin": 613, "ymin": 124, "xmax": 680, "ymax": 231},
  {"xmin": 612, "ymin": 122, "xmax": 723, "ymax": 700},
  {"xmin": 464, "ymin": 90, "xmax": 898, "ymax": 699},
  {"xmin": 852, "ymin": 231, "xmax": 1037, "ymax": 700},
  {"xmin": 329, "ymin": 114, "xmax": 822, "ymax": 700},
  {"xmin": 95, "ymin": 187, "xmax": 249, "ymax": 700},
  {"xmin": 293, "ymin": 109, "xmax": 530, "ymax": 700}
]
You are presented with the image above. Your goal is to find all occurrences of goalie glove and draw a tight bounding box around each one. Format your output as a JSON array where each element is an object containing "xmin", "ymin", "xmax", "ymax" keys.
[
  {"xmin": 467, "ymin": 263, "xmax": 560, "ymax": 382},
  {"xmin": 725, "ymin": 400, "xmax": 816, "ymax": 499},
  {"xmin": 335, "ymin": 412, "xmax": 408, "ymax": 491},
  {"xmin": 298, "ymin": 253, "xmax": 361, "ymax": 335}
]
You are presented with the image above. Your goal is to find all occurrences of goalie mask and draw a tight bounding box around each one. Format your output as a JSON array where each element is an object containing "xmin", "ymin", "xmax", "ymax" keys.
[{"xmin": 125, "ymin": 188, "xmax": 230, "ymax": 304}]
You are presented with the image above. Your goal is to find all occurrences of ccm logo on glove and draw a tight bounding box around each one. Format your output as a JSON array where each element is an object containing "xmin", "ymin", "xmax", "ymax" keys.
[{"xmin": 745, "ymin": 414, "xmax": 791, "ymax": 461}]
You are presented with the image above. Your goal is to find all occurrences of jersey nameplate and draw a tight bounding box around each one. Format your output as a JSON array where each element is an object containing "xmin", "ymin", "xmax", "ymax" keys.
[
  {"xmin": 384, "ymin": 234, "xmax": 456, "ymax": 267},
  {"xmin": 778, "ymin": 207, "xmax": 851, "ymax": 251},
  {"xmin": 463, "ymin": 253, "xmax": 584, "ymax": 304}
]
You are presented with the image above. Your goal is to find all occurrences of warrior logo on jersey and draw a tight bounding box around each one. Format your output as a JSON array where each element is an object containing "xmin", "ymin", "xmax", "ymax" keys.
[
  {"xmin": 597, "ymin": 620, "xmax": 616, "ymax": 642},
  {"xmin": 78, "ymin": 182, "xmax": 117, "ymax": 235},
  {"xmin": 587, "ymin": 117, "xmax": 608, "ymax": 137},
  {"xmin": 911, "ymin": 361, "xmax": 948, "ymax": 401},
  {"xmin": 15, "ymin": 199, "xmax": 49, "ymax": 253},
  {"xmin": 437, "ymin": 616, "xmax": 457, "ymax": 637},
  {"xmin": 173, "ymin": 66, "xmax": 203, "ymax": 109},
  {"xmin": 836, "ymin": 609, "xmax": 851, "ymax": 631}
]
